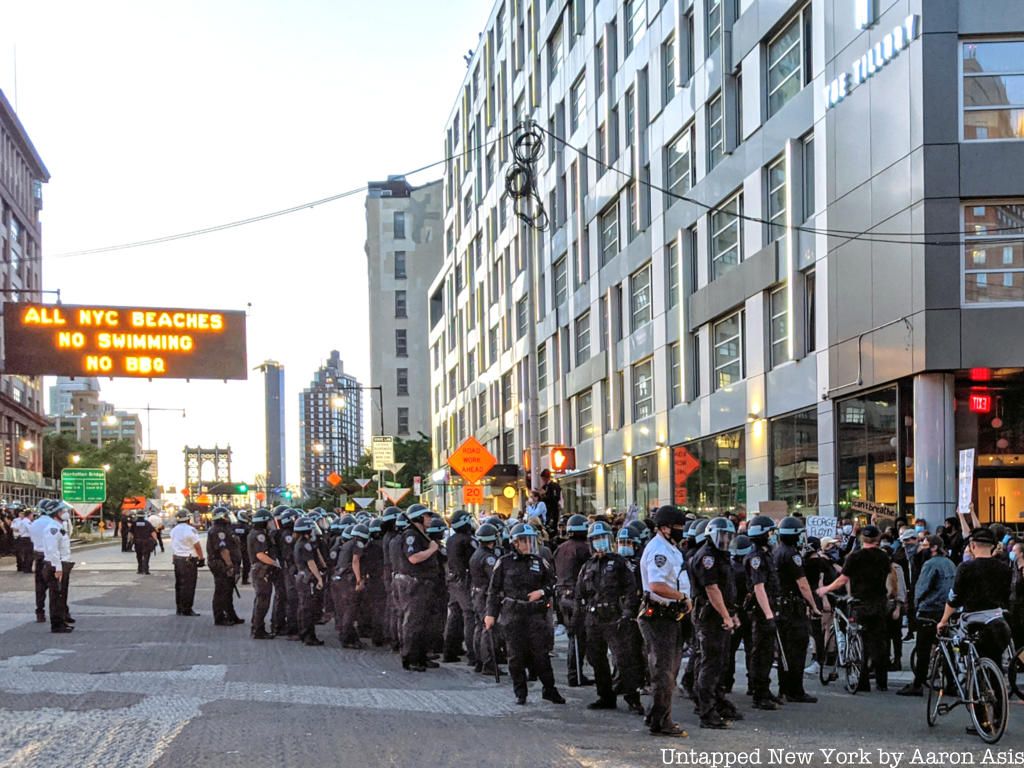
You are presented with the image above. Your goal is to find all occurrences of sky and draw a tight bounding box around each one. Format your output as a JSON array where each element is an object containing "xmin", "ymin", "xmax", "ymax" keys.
[{"xmin": 0, "ymin": 0, "xmax": 484, "ymax": 488}]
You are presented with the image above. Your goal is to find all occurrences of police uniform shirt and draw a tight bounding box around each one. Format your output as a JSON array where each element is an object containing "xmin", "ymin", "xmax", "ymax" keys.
[
  {"xmin": 207, "ymin": 524, "xmax": 231, "ymax": 559},
  {"xmin": 403, "ymin": 528, "xmax": 435, "ymax": 578},
  {"xmin": 42, "ymin": 520, "xmax": 67, "ymax": 568},
  {"xmin": 554, "ymin": 538, "xmax": 591, "ymax": 588},
  {"xmin": 277, "ymin": 530, "xmax": 297, "ymax": 565},
  {"xmin": 576, "ymin": 553, "xmax": 637, "ymax": 618},
  {"xmin": 170, "ymin": 523, "xmax": 200, "ymax": 557},
  {"xmin": 334, "ymin": 538, "xmax": 364, "ymax": 578},
  {"xmin": 11, "ymin": 516, "xmax": 28, "ymax": 539},
  {"xmin": 948, "ymin": 556, "xmax": 1012, "ymax": 612},
  {"xmin": 745, "ymin": 545, "xmax": 780, "ymax": 603},
  {"xmin": 293, "ymin": 537, "xmax": 318, "ymax": 575},
  {"xmin": 640, "ymin": 533, "xmax": 688, "ymax": 605},
  {"xmin": 485, "ymin": 551, "xmax": 555, "ymax": 618},
  {"xmin": 134, "ymin": 519, "xmax": 155, "ymax": 542},
  {"xmin": 361, "ymin": 537, "xmax": 383, "ymax": 579},
  {"xmin": 773, "ymin": 542, "xmax": 807, "ymax": 597},
  {"xmin": 29, "ymin": 515, "xmax": 52, "ymax": 553},
  {"xmin": 691, "ymin": 542, "xmax": 736, "ymax": 608},
  {"xmin": 469, "ymin": 546, "xmax": 499, "ymax": 591},
  {"xmin": 248, "ymin": 528, "xmax": 272, "ymax": 563},
  {"xmin": 446, "ymin": 530, "xmax": 477, "ymax": 580}
]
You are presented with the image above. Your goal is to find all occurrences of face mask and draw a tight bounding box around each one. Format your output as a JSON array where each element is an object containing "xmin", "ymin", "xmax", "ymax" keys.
[
  {"xmin": 842, "ymin": 525, "xmax": 853, "ymax": 535},
  {"xmin": 1009, "ymin": 550, "xmax": 1017, "ymax": 562},
  {"xmin": 668, "ymin": 528, "xmax": 685, "ymax": 544},
  {"xmin": 915, "ymin": 525, "xmax": 925, "ymax": 534},
  {"xmin": 963, "ymin": 552, "xmax": 974, "ymax": 563},
  {"xmin": 769, "ymin": 533, "xmax": 779, "ymax": 547},
  {"xmin": 593, "ymin": 539, "xmax": 610, "ymax": 553},
  {"xmin": 619, "ymin": 545, "xmax": 635, "ymax": 557},
  {"xmin": 827, "ymin": 549, "xmax": 840, "ymax": 561},
  {"xmin": 905, "ymin": 544, "xmax": 917, "ymax": 556},
  {"xmin": 1002, "ymin": 534, "xmax": 1012, "ymax": 546}
]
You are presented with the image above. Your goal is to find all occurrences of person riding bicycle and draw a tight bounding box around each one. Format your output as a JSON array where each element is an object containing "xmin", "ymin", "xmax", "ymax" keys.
[
  {"xmin": 937, "ymin": 527, "xmax": 1012, "ymax": 664},
  {"xmin": 897, "ymin": 535, "xmax": 955, "ymax": 697},
  {"xmin": 817, "ymin": 524, "xmax": 891, "ymax": 692}
]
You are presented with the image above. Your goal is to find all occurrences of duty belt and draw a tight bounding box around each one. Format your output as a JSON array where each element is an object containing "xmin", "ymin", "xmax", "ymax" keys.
[
  {"xmin": 502, "ymin": 596, "xmax": 549, "ymax": 614},
  {"xmin": 638, "ymin": 593, "xmax": 690, "ymax": 622}
]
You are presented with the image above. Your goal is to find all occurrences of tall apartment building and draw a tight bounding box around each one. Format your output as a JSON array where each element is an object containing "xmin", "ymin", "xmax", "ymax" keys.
[
  {"xmin": 430, "ymin": 0, "xmax": 1024, "ymax": 526},
  {"xmin": 257, "ymin": 360, "xmax": 286, "ymax": 494},
  {"xmin": 0, "ymin": 89, "xmax": 49, "ymax": 503},
  {"xmin": 49, "ymin": 376, "xmax": 101, "ymax": 417},
  {"xmin": 61, "ymin": 390, "xmax": 145, "ymax": 457},
  {"xmin": 365, "ymin": 176, "xmax": 444, "ymax": 440},
  {"xmin": 299, "ymin": 351, "xmax": 364, "ymax": 494}
]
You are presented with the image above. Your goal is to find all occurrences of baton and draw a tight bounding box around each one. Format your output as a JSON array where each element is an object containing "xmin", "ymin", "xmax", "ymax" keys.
[
  {"xmin": 773, "ymin": 624, "xmax": 789, "ymax": 673},
  {"xmin": 233, "ymin": 581, "xmax": 242, "ymax": 599},
  {"xmin": 574, "ymin": 632, "xmax": 583, "ymax": 684},
  {"xmin": 489, "ymin": 628, "xmax": 501, "ymax": 683}
]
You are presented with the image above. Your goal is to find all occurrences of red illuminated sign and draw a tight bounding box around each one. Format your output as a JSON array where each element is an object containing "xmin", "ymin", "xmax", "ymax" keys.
[
  {"xmin": 969, "ymin": 391, "xmax": 993, "ymax": 414},
  {"xmin": 969, "ymin": 367, "xmax": 992, "ymax": 382}
]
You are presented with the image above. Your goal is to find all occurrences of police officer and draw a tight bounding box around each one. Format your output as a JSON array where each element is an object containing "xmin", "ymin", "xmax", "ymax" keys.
[
  {"xmin": 426, "ymin": 515, "xmax": 449, "ymax": 656},
  {"xmin": 681, "ymin": 518, "xmax": 710, "ymax": 700},
  {"xmin": 12, "ymin": 507, "xmax": 33, "ymax": 573},
  {"xmin": 248, "ymin": 508, "xmax": 279, "ymax": 639},
  {"xmin": 274, "ymin": 509, "xmax": 301, "ymax": 639},
  {"xmin": 616, "ymin": 525, "xmax": 648, "ymax": 692},
  {"xmin": 132, "ymin": 511, "xmax": 158, "ymax": 575},
  {"xmin": 576, "ymin": 521, "xmax": 643, "ymax": 713},
  {"xmin": 723, "ymin": 534, "xmax": 752, "ymax": 697},
  {"xmin": 170, "ymin": 510, "xmax": 204, "ymax": 617},
  {"xmin": 773, "ymin": 515, "xmax": 819, "ymax": 703},
  {"xmin": 554, "ymin": 513, "xmax": 593, "ymax": 687},
  {"xmin": 744, "ymin": 515, "xmax": 783, "ymax": 710},
  {"xmin": 29, "ymin": 501, "xmax": 56, "ymax": 622},
  {"xmin": 469, "ymin": 522, "xmax": 501, "ymax": 676},
  {"xmin": 293, "ymin": 516, "xmax": 326, "ymax": 646},
  {"xmin": 332, "ymin": 522, "xmax": 369, "ymax": 648},
  {"xmin": 397, "ymin": 505, "xmax": 441, "ymax": 671},
  {"xmin": 639, "ymin": 505, "xmax": 691, "ymax": 738},
  {"xmin": 388, "ymin": 513, "xmax": 411, "ymax": 653},
  {"xmin": 484, "ymin": 523, "xmax": 565, "ymax": 706},
  {"xmin": 378, "ymin": 506, "xmax": 399, "ymax": 649},
  {"xmin": 691, "ymin": 517, "xmax": 741, "ymax": 729},
  {"xmin": 41, "ymin": 501, "xmax": 73, "ymax": 634},
  {"xmin": 207, "ymin": 507, "xmax": 243, "ymax": 626},
  {"xmin": 232, "ymin": 510, "xmax": 252, "ymax": 585},
  {"xmin": 443, "ymin": 510, "xmax": 478, "ymax": 664},
  {"xmin": 360, "ymin": 518, "xmax": 387, "ymax": 645}
]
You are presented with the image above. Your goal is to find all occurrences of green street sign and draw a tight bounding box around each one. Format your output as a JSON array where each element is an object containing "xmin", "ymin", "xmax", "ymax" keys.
[{"xmin": 61, "ymin": 468, "xmax": 107, "ymax": 503}]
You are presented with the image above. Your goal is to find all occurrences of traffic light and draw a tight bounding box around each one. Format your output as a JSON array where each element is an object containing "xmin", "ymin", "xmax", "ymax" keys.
[
  {"xmin": 281, "ymin": 490, "xmax": 292, "ymax": 500},
  {"xmin": 235, "ymin": 483, "xmax": 249, "ymax": 494},
  {"xmin": 549, "ymin": 446, "xmax": 576, "ymax": 473}
]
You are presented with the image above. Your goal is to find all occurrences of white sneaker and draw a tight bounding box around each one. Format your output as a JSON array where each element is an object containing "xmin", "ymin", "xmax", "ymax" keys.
[
  {"xmin": 554, "ymin": 624, "xmax": 567, "ymax": 637},
  {"xmin": 804, "ymin": 661, "xmax": 820, "ymax": 676}
]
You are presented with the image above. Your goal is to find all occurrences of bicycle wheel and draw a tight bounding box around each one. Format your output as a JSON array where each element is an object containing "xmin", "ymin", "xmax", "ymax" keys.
[
  {"xmin": 925, "ymin": 650, "xmax": 944, "ymax": 727},
  {"xmin": 844, "ymin": 631, "xmax": 863, "ymax": 694},
  {"xmin": 969, "ymin": 657, "xmax": 1008, "ymax": 744},
  {"xmin": 910, "ymin": 646, "xmax": 917, "ymax": 674},
  {"xmin": 1009, "ymin": 651, "xmax": 1024, "ymax": 703},
  {"xmin": 820, "ymin": 626, "xmax": 838, "ymax": 686}
]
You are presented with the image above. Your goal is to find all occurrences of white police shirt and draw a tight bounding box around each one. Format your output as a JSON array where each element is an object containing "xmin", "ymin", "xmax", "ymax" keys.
[
  {"xmin": 11, "ymin": 516, "xmax": 29, "ymax": 538},
  {"xmin": 42, "ymin": 519, "xmax": 70, "ymax": 569},
  {"xmin": 170, "ymin": 523, "xmax": 200, "ymax": 557},
  {"xmin": 640, "ymin": 533, "xmax": 689, "ymax": 605},
  {"xmin": 29, "ymin": 515, "xmax": 53, "ymax": 554}
]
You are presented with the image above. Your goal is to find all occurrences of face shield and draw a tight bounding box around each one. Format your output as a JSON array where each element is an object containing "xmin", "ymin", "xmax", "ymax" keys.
[
  {"xmin": 616, "ymin": 536, "xmax": 635, "ymax": 557},
  {"xmin": 589, "ymin": 533, "xmax": 613, "ymax": 554},
  {"xmin": 513, "ymin": 533, "xmax": 538, "ymax": 556},
  {"xmin": 709, "ymin": 526, "xmax": 735, "ymax": 551}
]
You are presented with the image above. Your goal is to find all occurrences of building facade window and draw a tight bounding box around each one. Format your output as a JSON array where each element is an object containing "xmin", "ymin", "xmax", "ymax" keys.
[
  {"xmin": 595, "ymin": 40, "xmax": 605, "ymax": 97},
  {"xmin": 393, "ymin": 211, "xmax": 406, "ymax": 239},
  {"xmin": 706, "ymin": 0, "xmax": 722, "ymax": 56},
  {"xmin": 394, "ymin": 251, "xmax": 407, "ymax": 279},
  {"xmin": 669, "ymin": 342, "xmax": 682, "ymax": 406},
  {"xmin": 707, "ymin": 93, "xmax": 724, "ymax": 171},
  {"xmin": 632, "ymin": 358, "xmax": 654, "ymax": 420},
  {"xmin": 575, "ymin": 312, "xmax": 591, "ymax": 365},
  {"xmin": 837, "ymin": 387, "xmax": 902, "ymax": 515},
  {"xmin": 713, "ymin": 310, "xmax": 743, "ymax": 390},
  {"xmin": 599, "ymin": 201, "xmax": 619, "ymax": 264},
  {"xmin": 802, "ymin": 134, "xmax": 815, "ymax": 221},
  {"xmin": 962, "ymin": 39, "xmax": 1024, "ymax": 141},
  {"xmin": 767, "ymin": 5, "xmax": 812, "ymax": 117},
  {"xmin": 576, "ymin": 389, "xmax": 594, "ymax": 442},
  {"xmin": 674, "ymin": 430, "xmax": 744, "ymax": 515},
  {"xmin": 711, "ymin": 192, "xmax": 743, "ymax": 279},
  {"xmin": 554, "ymin": 255, "xmax": 568, "ymax": 306},
  {"xmin": 397, "ymin": 407, "xmax": 410, "ymax": 435},
  {"xmin": 630, "ymin": 263, "xmax": 652, "ymax": 331},
  {"xmin": 771, "ymin": 408, "xmax": 818, "ymax": 512},
  {"xmin": 665, "ymin": 125, "xmax": 693, "ymax": 199},
  {"xmin": 516, "ymin": 295, "xmax": 529, "ymax": 339},
  {"xmin": 634, "ymin": 452, "xmax": 658, "ymax": 511},
  {"xmin": 549, "ymin": 22, "xmax": 564, "ymax": 81},
  {"xmin": 666, "ymin": 239, "xmax": 680, "ymax": 308},
  {"xmin": 537, "ymin": 342, "xmax": 548, "ymax": 389},
  {"xmin": 395, "ymin": 329, "xmax": 408, "ymax": 357},
  {"xmin": 805, "ymin": 270, "xmax": 817, "ymax": 353},
  {"xmin": 662, "ymin": 33, "xmax": 676, "ymax": 104},
  {"xmin": 394, "ymin": 290, "xmax": 407, "ymax": 318},
  {"xmin": 769, "ymin": 286, "xmax": 791, "ymax": 367},
  {"xmin": 766, "ymin": 155, "xmax": 786, "ymax": 242},
  {"xmin": 624, "ymin": 0, "xmax": 646, "ymax": 56},
  {"xmin": 963, "ymin": 202, "xmax": 1024, "ymax": 304},
  {"xmin": 397, "ymin": 368, "xmax": 409, "ymax": 396},
  {"xmin": 570, "ymin": 74, "xmax": 586, "ymax": 133}
]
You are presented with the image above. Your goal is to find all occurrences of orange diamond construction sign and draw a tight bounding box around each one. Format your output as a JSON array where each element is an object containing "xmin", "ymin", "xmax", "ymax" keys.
[{"xmin": 448, "ymin": 436, "xmax": 497, "ymax": 484}]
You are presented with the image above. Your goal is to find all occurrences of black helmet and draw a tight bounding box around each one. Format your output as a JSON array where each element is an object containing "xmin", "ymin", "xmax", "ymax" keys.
[
  {"xmin": 380, "ymin": 506, "xmax": 401, "ymax": 522},
  {"xmin": 566, "ymin": 514, "xmax": 588, "ymax": 537},
  {"xmin": 278, "ymin": 508, "xmax": 298, "ymax": 527},
  {"xmin": 746, "ymin": 515, "xmax": 776, "ymax": 538},
  {"xmin": 406, "ymin": 504, "xmax": 430, "ymax": 522},
  {"xmin": 426, "ymin": 516, "xmax": 447, "ymax": 539},
  {"xmin": 450, "ymin": 509, "xmax": 474, "ymax": 531},
  {"xmin": 693, "ymin": 518, "xmax": 710, "ymax": 544},
  {"xmin": 328, "ymin": 519, "xmax": 346, "ymax": 534},
  {"xmin": 730, "ymin": 534, "xmax": 753, "ymax": 557},
  {"xmin": 395, "ymin": 514, "xmax": 410, "ymax": 530},
  {"xmin": 350, "ymin": 523, "xmax": 371, "ymax": 542},
  {"xmin": 476, "ymin": 522, "xmax": 499, "ymax": 543},
  {"xmin": 368, "ymin": 518, "xmax": 382, "ymax": 536},
  {"xmin": 509, "ymin": 522, "xmax": 539, "ymax": 554},
  {"xmin": 235, "ymin": 509, "xmax": 251, "ymax": 524},
  {"xmin": 339, "ymin": 514, "xmax": 356, "ymax": 526},
  {"xmin": 293, "ymin": 516, "xmax": 315, "ymax": 534},
  {"xmin": 706, "ymin": 517, "xmax": 736, "ymax": 549},
  {"xmin": 778, "ymin": 515, "xmax": 804, "ymax": 542},
  {"xmin": 626, "ymin": 519, "xmax": 648, "ymax": 543},
  {"xmin": 211, "ymin": 506, "xmax": 230, "ymax": 521},
  {"xmin": 587, "ymin": 520, "xmax": 614, "ymax": 553},
  {"xmin": 654, "ymin": 504, "xmax": 685, "ymax": 528},
  {"xmin": 175, "ymin": 510, "xmax": 190, "ymax": 523},
  {"xmin": 271, "ymin": 504, "xmax": 290, "ymax": 518}
]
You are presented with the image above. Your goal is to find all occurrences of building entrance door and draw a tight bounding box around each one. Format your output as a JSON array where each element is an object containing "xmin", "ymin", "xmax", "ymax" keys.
[{"xmin": 975, "ymin": 459, "xmax": 1024, "ymax": 525}]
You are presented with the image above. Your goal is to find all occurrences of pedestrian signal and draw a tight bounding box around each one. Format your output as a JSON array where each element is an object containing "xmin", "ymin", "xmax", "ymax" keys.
[{"xmin": 549, "ymin": 446, "xmax": 576, "ymax": 472}]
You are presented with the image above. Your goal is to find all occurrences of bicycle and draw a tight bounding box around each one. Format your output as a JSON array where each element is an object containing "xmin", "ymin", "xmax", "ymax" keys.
[
  {"xmin": 1004, "ymin": 639, "xmax": 1024, "ymax": 702},
  {"xmin": 819, "ymin": 594, "xmax": 863, "ymax": 694},
  {"xmin": 925, "ymin": 609, "xmax": 1009, "ymax": 744}
]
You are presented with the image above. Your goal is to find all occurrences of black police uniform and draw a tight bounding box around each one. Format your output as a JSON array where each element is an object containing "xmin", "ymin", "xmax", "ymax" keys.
[
  {"xmin": 207, "ymin": 521, "xmax": 239, "ymax": 624},
  {"xmin": 232, "ymin": 519, "xmax": 252, "ymax": 584},
  {"xmin": 773, "ymin": 541, "xmax": 812, "ymax": 699},
  {"xmin": 381, "ymin": 527, "xmax": 397, "ymax": 648},
  {"xmin": 744, "ymin": 543, "xmax": 781, "ymax": 705},
  {"xmin": 248, "ymin": 526, "xmax": 276, "ymax": 637},
  {"xmin": 428, "ymin": 536, "xmax": 448, "ymax": 655},
  {"xmin": 724, "ymin": 552, "xmax": 751, "ymax": 694},
  {"xmin": 486, "ymin": 549, "xmax": 559, "ymax": 702},
  {"xmin": 470, "ymin": 543, "xmax": 501, "ymax": 673},
  {"xmin": 133, "ymin": 517, "xmax": 156, "ymax": 574},
  {"xmin": 690, "ymin": 541, "xmax": 739, "ymax": 724},
  {"xmin": 553, "ymin": 537, "xmax": 592, "ymax": 686},
  {"xmin": 398, "ymin": 526, "xmax": 439, "ymax": 668},
  {"xmin": 292, "ymin": 534, "xmax": 322, "ymax": 644},
  {"xmin": 331, "ymin": 537, "xmax": 365, "ymax": 646},
  {"xmin": 443, "ymin": 528, "xmax": 478, "ymax": 662},
  {"xmin": 388, "ymin": 530, "xmax": 408, "ymax": 651},
  {"xmin": 947, "ymin": 555, "xmax": 1012, "ymax": 662},
  {"xmin": 357, "ymin": 533, "xmax": 385, "ymax": 644},
  {"xmin": 275, "ymin": 526, "xmax": 300, "ymax": 636},
  {"xmin": 576, "ymin": 552, "xmax": 642, "ymax": 707}
]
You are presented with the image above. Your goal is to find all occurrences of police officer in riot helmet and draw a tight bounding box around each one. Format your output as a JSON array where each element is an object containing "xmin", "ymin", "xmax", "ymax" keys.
[
  {"xmin": 485, "ymin": 523, "xmax": 565, "ymax": 705},
  {"xmin": 742, "ymin": 515, "xmax": 784, "ymax": 709},
  {"xmin": 443, "ymin": 509, "xmax": 479, "ymax": 664},
  {"xmin": 773, "ymin": 515, "xmax": 820, "ymax": 703},
  {"xmin": 207, "ymin": 507, "xmax": 244, "ymax": 626},
  {"xmin": 469, "ymin": 522, "xmax": 502, "ymax": 675},
  {"xmin": 248, "ymin": 508, "xmax": 280, "ymax": 638},
  {"xmin": 554, "ymin": 513, "xmax": 593, "ymax": 687},
  {"xmin": 397, "ymin": 504, "xmax": 441, "ymax": 671}
]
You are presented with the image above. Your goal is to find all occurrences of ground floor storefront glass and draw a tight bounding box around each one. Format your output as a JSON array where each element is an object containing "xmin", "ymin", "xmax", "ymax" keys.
[
  {"xmin": 770, "ymin": 408, "xmax": 819, "ymax": 514},
  {"xmin": 606, "ymin": 461, "xmax": 627, "ymax": 512},
  {"xmin": 673, "ymin": 430, "xmax": 745, "ymax": 517},
  {"xmin": 633, "ymin": 452, "xmax": 659, "ymax": 515},
  {"xmin": 561, "ymin": 469, "xmax": 597, "ymax": 518}
]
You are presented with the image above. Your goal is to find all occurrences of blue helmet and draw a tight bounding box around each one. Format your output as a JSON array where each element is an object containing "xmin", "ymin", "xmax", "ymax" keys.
[
  {"xmin": 293, "ymin": 516, "xmax": 315, "ymax": 534},
  {"xmin": 475, "ymin": 522, "xmax": 499, "ymax": 543},
  {"xmin": 406, "ymin": 504, "xmax": 430, "ymax": 522},
  {"xmin": 730, "ymin": 534, "xmax": 753, "ymax": 557}
]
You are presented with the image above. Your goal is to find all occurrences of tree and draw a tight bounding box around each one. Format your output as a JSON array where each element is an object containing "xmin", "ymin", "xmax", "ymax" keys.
[{"xmin": 43, "ymin": 433, "xmax": 154, "ymax": 518}]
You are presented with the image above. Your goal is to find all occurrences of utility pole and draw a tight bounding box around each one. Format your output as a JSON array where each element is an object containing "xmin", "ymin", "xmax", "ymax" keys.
[{"xmin": 118, "ymin": 405, "xmax": 187, "ymax": 449}]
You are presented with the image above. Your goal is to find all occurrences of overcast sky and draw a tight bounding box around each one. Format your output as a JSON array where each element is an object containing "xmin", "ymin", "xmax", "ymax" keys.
[{"xmin": 0, "ymin": 0, "xmax": 483, "ymax": 487}]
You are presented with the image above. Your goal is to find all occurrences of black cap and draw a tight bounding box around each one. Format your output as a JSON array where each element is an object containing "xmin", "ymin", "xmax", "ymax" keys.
[
  {"xmin": 654, "ymin": 505, "xmax": 685, "ymax": 528},
  {"xmin": 861, "ymin": 525, "xmax": 881, "ymax": 539},
  {"xmin": 969, "ymin": 527, "xmax": 996, "ymax": 545}
]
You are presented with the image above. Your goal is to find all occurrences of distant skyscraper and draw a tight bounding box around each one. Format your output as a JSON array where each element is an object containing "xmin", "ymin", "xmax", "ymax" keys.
[
  {"xmin": 258, "ymin": 361, "xmax": 286, "ymax": 494},
  {"xmin": 49, "ymin": 376, "xmax": 100, "ymax": 417},
  {"xmin": 299, "ymin": 351, "xmax": 364, "ymax": 494}
]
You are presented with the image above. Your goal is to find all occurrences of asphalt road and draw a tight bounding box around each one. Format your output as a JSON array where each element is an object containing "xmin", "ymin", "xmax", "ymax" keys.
[{"xmin": 0, "ymin": 543, "xmax": 1019, "ymax": 768}]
